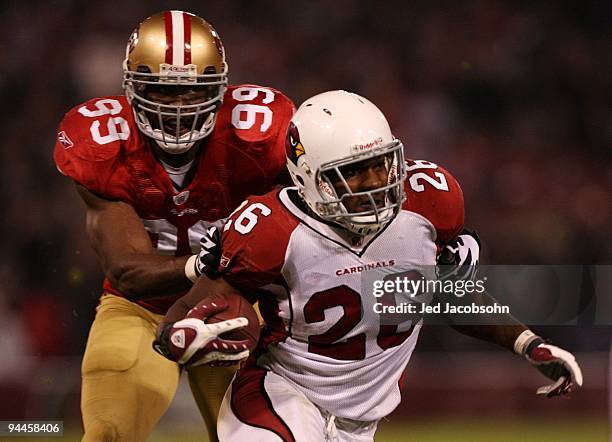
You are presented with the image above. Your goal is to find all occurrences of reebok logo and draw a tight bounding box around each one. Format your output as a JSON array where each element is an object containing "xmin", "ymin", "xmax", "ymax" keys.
[
  {"xmin": 57, "ymin": 131, "xmax": 74, "ymax": 149},
  {"xmin": 171, "ymin": 330, "xmax": 186, "ymax": 349}
]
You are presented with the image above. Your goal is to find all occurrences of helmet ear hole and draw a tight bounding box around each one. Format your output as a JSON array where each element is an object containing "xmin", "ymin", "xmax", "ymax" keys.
[
  {"xmin": 202, "ymin": 65, "xmax": 217, "ymax": 76},
  {"xmin": 295, "ymin": 175, "xmax": 305, "ymax": 186}
]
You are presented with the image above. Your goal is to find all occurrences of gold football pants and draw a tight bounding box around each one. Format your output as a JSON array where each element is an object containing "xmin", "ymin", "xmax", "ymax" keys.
[{"xmin": 80, "ymin": 294, "xmax": 235, "ymax": 442}]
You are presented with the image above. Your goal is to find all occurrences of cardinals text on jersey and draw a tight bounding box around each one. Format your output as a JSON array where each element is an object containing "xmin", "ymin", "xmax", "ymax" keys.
[{"xmin": 215, "ymin": 161, "xmax": 464, "ymax": 422}]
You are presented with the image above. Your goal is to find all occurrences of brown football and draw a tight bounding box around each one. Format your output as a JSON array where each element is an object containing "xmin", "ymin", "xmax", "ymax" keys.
[{"xmin": 204, "ymin": 292, "xmax": 261, "ymax": 352}]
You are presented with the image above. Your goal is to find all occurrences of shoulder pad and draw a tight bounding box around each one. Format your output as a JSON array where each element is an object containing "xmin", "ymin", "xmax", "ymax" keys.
[
  {"xmin": 218, "ymin": 189, "xmax": 299, "ymax": 289},
  {"xmin": 217, "ymin": 84, "xmax": 295, "ymax": 144},
  {"xmin": 53, "ymin": 96, "xmax": 136, "ymax": 194},
  {"xmin": 402, "ymin": 159, "xmax": 465, "ymax": 245}
]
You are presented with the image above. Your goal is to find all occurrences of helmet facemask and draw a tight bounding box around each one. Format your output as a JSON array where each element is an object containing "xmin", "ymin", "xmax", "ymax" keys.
[
  {"xmin": 122, "ymin": 10, "xmax": 228, "ymax": 154},
  {"xmin": 313, "ymin": 141, "xmax": 406, "ymax": 236},
  {"xmin": 123, "ymin": 64, "xmax": 228, "ymax": 154},
  {"xmin": 286, "ymin": 90, "xmax": 405, "ymax": 237}
]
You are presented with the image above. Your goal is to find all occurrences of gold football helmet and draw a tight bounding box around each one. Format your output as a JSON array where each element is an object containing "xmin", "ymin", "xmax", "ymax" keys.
[{"xmin": 123, "ymin": 11, "xmax": 228, "ymax": 154}]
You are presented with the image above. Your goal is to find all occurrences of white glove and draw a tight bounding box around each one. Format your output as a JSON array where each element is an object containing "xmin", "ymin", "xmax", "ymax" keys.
[
  {"xmin": 154, "ymin": 297, "xmax": 250, "ymax": 367},
  {"xmin": 171, "ymin": 317, "xmax": 249, "ymax": 366},
  {"xmin": 184, "ymin": 222, "xmax": 225, "ymax": 283},
  {"xmin": 516, "ymin": 331, "xmax": 583, "ymax": 397}
]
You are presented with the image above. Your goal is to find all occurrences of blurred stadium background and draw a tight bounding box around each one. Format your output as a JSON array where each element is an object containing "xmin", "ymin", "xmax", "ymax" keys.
[{"xmin": 1, "ymin": 0, "xmax": 610, "ymax": 440}]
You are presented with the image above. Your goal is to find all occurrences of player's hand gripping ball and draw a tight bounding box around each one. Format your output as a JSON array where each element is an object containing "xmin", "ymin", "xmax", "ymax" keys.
[{"xmin": 155, "ymin": 293, "xmax": 260, "ymax": 367}]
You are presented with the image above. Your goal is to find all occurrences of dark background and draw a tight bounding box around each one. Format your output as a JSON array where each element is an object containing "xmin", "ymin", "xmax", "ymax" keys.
[{"xmin": 0, "ymin": 0, "xmax": 609, "ymax": 438}]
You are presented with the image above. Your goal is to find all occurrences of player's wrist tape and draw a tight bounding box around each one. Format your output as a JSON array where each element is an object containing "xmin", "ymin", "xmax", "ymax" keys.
[
  {"xmin": 513, "ymin": 329, "xmax": 545, "ymax": 355},
  {"xmin": 185, "ymin": 254, "xmax": 199, "ymax": 283}
]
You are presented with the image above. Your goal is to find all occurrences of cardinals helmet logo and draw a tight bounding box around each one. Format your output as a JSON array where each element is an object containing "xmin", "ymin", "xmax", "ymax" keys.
[{"xmin": 285, "ymin": 122, "xmax": 305, "ymax": 164}]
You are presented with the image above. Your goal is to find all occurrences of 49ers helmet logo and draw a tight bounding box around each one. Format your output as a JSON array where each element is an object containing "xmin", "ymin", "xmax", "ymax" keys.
[{"xmin": 286, "ymin": 122, "xmax": 305, "ymax": 164}]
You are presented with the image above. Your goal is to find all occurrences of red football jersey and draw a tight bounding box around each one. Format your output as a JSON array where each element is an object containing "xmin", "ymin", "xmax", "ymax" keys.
[{"xmin": 54, "ymin": 85, "xmax": 294, "ymax": 313}]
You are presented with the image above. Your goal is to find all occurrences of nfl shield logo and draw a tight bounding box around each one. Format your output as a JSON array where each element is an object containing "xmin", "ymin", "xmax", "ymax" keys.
[{"xmin": 173, "ymin": 190, "xmax": 190, "ymax": 205}]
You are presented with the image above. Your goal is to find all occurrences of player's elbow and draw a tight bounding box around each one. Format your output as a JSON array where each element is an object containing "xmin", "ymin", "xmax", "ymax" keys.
[{"xmin": 105, "ymin": 262, "xmax": 147, "ymax": 298}]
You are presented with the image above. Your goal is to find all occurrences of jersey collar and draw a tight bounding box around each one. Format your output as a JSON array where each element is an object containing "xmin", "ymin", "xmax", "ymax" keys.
[{"xmin": 278, "ymin": 187, "xmax": 386, "ymax": 255}]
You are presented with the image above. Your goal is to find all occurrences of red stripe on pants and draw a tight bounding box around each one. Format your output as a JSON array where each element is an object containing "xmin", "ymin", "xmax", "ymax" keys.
[{"xmin": 230, "ymin": 361, "xmax": 295, "ymax": 442}]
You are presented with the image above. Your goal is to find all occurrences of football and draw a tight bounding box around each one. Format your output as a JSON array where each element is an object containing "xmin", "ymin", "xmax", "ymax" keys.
[{"xmin": 203, "ymin": 292, "xmax": 261, "ymax": 352}]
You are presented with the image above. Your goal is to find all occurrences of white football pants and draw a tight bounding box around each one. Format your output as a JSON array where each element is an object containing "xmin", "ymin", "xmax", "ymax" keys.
[{"xmin": 217, "ymin": 363, "xmax": 378, "ymax": 442}]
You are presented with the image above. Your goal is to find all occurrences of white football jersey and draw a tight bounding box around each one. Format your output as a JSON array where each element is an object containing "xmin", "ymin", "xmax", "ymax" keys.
[{"xmin": 218, "ymin": 160, "xmax": 464, "ymax": 421}]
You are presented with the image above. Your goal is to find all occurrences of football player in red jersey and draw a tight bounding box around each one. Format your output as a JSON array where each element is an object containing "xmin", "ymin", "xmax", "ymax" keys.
[
  {"xmin": 53, "ymin": 11, "xmax": 294, "ymax": 442},
  {"xmin": 155, "ymin": 91, "xmax": 583, "ymax": 441}
]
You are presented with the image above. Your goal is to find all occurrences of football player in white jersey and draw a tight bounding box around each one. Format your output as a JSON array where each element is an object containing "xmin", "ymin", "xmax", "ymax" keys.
[{"xmin": 155, "ymin": 91, "xmax": 583, "ymax": 442}]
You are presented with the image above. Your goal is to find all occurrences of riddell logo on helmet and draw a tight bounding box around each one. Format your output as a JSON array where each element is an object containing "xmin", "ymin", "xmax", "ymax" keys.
[
  {"xmin": 166, "ymin": 65, "xmax": 190, "ymax": 72},
  {"xmin": 318, "ymin": 180, "xmax": 334, "ymax": 197},
  {"xmin": 351, "ymin": 137, "xmax": 384, "ymax": 153},
  {"xmin": 160, "ymin": 64, "xmax": 197, "ymax": 77}
]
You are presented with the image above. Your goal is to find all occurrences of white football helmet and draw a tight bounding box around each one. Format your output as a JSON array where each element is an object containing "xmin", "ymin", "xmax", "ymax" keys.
[
  {"xmin": 122, "ymin": 11, "xmax": 228, "ymax": 154},
  {"xmin": 286, "ymin": 91, "xmax": 406, "ymax": 235}
]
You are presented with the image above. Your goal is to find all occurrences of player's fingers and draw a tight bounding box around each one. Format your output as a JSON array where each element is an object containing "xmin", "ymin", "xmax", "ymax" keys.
[
  {"xmin": 212, "ymin": 353, "xmax": 250, "ymax": 367},
  {"xmin": 554, "ymin": 377, "xmax": 573, "ymax": 397},
  {"xmin": 563, "ymin": 357, "xmax": 583, "ymax": 387},
  {"xmin": 534, "ymin": 345, "xmax": 583, "ymax": 387},
  {"xmin": 208, "ymin": 355, "xmax": 249, "ymax": 367},
  {"xmin": 536, "ymin": 376, "xmax": 568, "ymax": 397},
  {"xmin": 547, "ymin": 379, "xmax": 573, "ymax": 398},
  {"xmin": 208, "ymin": 360, "xmax": 240, "ymax": 367},
  {"xmin": 204, "ymin": 337, "xmax": 250, "ymax": 354},
  {"xmin": 210, "ymin": 317, "xmax": 249, "ymax": 334},
  {"xmin": 186, "ymin": 297, "xmax": 229, "ymax": 319},
  {"xmin": 190, "ymin": 350, "xmax": 250, "ymax": 367}
]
